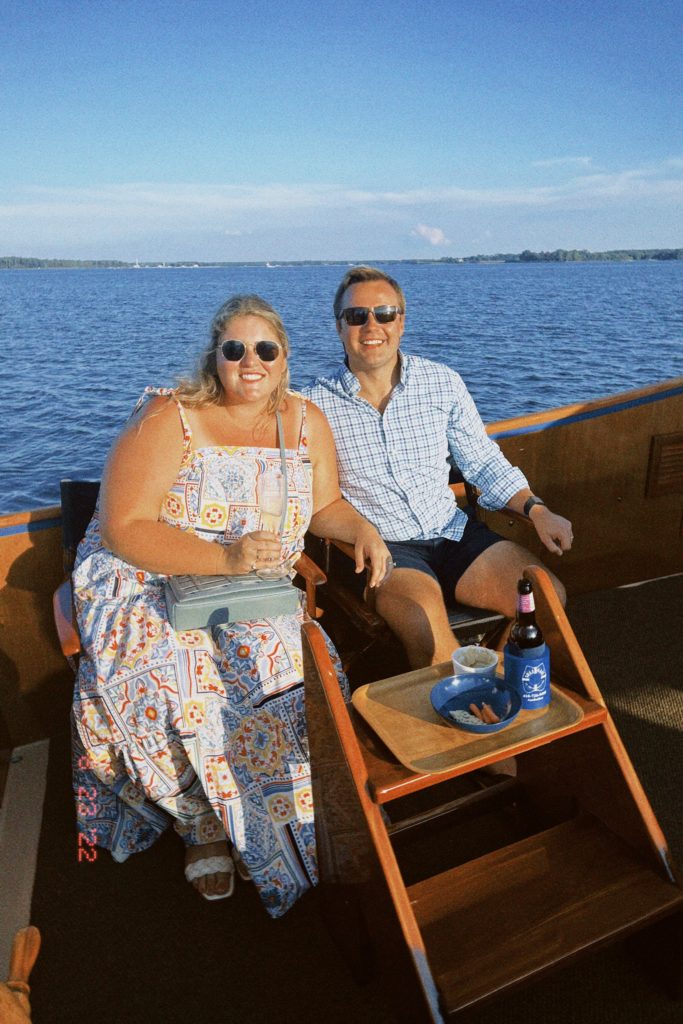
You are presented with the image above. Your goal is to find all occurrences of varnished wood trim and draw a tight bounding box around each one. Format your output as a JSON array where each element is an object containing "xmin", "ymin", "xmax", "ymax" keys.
[{"xmin": 488, "ymin": 376, "xmax": 683, "ymax": 437}]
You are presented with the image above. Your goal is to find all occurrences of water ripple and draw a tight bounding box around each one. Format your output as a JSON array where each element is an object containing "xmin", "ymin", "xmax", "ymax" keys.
[{"xmin": 1, "ymin": 262, "xmax": 682, "ymax": 513}]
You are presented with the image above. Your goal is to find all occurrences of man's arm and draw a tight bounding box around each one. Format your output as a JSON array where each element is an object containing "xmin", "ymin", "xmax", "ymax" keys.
[
  {"xmin": 445, "ymin": 371, "xmax": 528, "ymax": 509},
  {"xmin": 505, "ymin": 489, "xmax": 573, "ymax": 556},
  {"xmin": 305, "ymin": 399, "xmax": 393, "ymax": 588},
  {"xmin": 445, "ymin": 372, "xmax": 573, "ymax": 555}
]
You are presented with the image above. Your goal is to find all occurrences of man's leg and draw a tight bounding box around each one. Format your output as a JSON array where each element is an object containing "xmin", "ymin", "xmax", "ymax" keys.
[
  {"xmin": 455, "ymin": 540, "xmax": 566, "ymax": 616},
  {"xmin": 374, "ymin": 568, "xmax": 458, "ymax": 669}
]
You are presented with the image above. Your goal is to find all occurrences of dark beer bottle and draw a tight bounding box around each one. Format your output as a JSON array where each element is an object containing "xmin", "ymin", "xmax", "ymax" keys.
[{"xmin": 508, "ymin": 578, "xmax": 544, "ymax": 653}]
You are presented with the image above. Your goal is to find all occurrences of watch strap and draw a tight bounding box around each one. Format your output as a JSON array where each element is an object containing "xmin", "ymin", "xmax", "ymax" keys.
[{"xmin": 523, "ymin": 496, "xmax": 546, "ymax": 518}]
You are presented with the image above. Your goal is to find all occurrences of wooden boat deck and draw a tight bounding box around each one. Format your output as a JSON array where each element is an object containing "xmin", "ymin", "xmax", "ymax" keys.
[{"xmin": 4, "ymin": 573, "xmax": 679, "ymax": 1024}]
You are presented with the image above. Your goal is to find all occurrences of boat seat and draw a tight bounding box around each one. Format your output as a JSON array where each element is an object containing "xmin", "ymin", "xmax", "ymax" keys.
[
  {"xmin": 301, "ymin": 565, "xmax": 683, "ymax": 1021},
  {"xmin": 52, "ymin": 478, "xmax": 101, "ymax": 668},
  {"xmin": 52, "ymin": 478, "xmax": 327, "ymax": 670}
]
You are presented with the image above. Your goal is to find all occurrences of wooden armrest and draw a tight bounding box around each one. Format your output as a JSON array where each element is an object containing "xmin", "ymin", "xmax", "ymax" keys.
[
  {"xmin": 468, "ymin": 503, "xmax": 533, "ymax": 528},
  {"xmin": 324, "ymin": 579, "xmax": 387, "ymax": 636},
  {"xmin": 328, "ymin": 537, "xmax": 356, "ymax": 562},
  {"xmin": 53, "ymin": 579, "xmax": 81, "ymax": 659},
  {"xmin": 292, "ymin": 552, "xmax": 326, "ymax": 619},
  {"xmin": 293, "ymin": 551, "xmax": 327, "ymax": 586},
  {"xmin": 500, "ymin": 506, "xmax": 531, "ymax": 526},
  {"xmin": 448, "ymin": 482, "xmax": 532, "ymax": 527},
  {"xmin": 319, "ymin": 538, "xmax": 387, "ymax": 634},
  {"xmin": 450, "ymin": 482, "xmax": 467, "ymax": 505}
]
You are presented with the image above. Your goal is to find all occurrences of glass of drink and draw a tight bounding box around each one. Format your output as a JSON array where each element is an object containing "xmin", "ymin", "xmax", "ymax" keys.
[{"xmin": 257, "ymin": 468, "xmax": 286, "ymax": 579}]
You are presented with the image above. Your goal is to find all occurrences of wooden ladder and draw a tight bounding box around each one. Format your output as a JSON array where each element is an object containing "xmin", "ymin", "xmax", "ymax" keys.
[{"xmin": 302, "ymin": 566, "xmax": 683, "ymax": 1022}]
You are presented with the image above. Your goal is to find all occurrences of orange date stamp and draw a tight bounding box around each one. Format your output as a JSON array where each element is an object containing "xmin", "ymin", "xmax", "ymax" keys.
[{"xmin": 76, "ymin": 754, "xmax": 99, "ymax": 862}]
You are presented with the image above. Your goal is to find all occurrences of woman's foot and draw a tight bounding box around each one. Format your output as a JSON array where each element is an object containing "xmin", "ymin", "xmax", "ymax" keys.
[{"xmin": 184, "ymin": 840, "xmax": 234, "ymax": 900}]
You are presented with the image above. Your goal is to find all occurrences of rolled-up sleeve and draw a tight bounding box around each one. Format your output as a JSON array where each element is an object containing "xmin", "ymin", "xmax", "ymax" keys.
[{"xmin": 446, "ymin": 374, "xmax": 528, "ymax": 510}]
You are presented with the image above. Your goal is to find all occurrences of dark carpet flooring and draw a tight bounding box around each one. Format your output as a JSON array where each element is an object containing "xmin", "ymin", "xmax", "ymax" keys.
[{"xmin": 27, "ymin": 576, "xmax": 682, "ymax": 1024}]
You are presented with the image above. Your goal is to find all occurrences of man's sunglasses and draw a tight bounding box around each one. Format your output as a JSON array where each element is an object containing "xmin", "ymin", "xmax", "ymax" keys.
[
  {"xmin": 337, "ymin": 305, "xmax": 403, "ymax": 326},
  {"xmin": 219, "ymin": 339, "xmax": 281, "ymax": 362}
]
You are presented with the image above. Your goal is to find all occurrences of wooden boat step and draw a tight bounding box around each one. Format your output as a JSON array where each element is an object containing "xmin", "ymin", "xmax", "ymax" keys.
[{"xmin": 408, "ymin": 814, "xmax": 683, "ymax": 1015}]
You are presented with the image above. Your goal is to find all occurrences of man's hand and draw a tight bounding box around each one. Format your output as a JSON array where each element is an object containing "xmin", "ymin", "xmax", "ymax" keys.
[
  {"xmin": 353, "ymin": 523, "xmax": 393, "ymax": 589},
  {"xmin": 529, "ymin": 506, "xmax": 573, "ymax": 556}
]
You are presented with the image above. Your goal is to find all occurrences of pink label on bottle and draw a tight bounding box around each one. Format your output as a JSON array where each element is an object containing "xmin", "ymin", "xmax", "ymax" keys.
[{"xmin": 518, "ymin": 593, "xmax": 535, "ymax": 613}]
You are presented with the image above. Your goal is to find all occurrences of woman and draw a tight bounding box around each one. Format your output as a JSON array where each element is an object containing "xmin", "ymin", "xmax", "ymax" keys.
[{"xmin": 72, "ymin": 294, "xmax": 390, "ymax": 916}]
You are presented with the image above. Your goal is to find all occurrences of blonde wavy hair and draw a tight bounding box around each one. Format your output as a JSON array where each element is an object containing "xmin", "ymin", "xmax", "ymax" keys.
[{"xmin": 175, "ymin": 294, "xmax": 291, "ymax": 414}]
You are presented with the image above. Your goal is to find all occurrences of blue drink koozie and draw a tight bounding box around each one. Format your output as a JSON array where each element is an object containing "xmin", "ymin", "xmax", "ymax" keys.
[{"xmin": 503, "ymin": 642, "xmax": 551, "ymax": 710}]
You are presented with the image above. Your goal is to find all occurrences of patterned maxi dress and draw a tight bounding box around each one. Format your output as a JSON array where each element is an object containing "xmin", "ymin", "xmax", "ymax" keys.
[{"xmin": 71, "ymin": 388, "xmax": 348, "ymax": 918}]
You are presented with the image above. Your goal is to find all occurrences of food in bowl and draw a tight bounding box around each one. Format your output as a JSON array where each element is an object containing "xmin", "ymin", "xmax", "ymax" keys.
[
  {"xmin": 451, "ymin": 645, "xmax": 498, "ymax": 676},
  {"xmin": 431, "ymin": 675, "xmax": 521, "ymax": 734}
]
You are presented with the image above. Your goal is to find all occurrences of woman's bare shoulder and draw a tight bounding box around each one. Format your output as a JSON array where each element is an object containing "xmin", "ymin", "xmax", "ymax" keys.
[
  {"xmin": 117, "ymin": 393, "xmax": 184, "ymax": 451},
  {"xmin": 299, "ymin": 396, "xmax": 333, "ymax": 438}
]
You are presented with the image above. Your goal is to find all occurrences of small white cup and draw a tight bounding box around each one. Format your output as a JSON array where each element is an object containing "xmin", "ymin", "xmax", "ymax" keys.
[{"xmin": 451, "ymin": 645, "xmax": 499, "ymax": 677}]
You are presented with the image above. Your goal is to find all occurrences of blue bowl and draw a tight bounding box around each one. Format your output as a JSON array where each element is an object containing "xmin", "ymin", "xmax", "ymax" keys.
[{"xmin": 430, "ymin": 674, "xmax": 522, "ymax": 734}]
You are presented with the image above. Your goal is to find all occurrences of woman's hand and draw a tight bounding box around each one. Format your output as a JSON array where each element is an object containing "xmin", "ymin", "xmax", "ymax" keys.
[
  {"xmin": 352, "ymin": 523, "xmax": 393, "ymax": 589},
  {"xmin": 222, "ymin": 530, "xmax": 284, "ymax": 575},
  {"xmin": 530, "ymin": 506, "xmax": 573, "ymax": 556}
]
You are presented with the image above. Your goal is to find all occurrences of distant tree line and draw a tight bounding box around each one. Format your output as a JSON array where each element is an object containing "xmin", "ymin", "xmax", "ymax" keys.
[
  {"xmin": 439, "ymin": 248, "xmax": 682, "ymax": 264},
  {"xmin": 0, "ymin": 256, "xmax": 130, "ymax": 268},
  {"xmin": 1, "ymin": 248, "xmax": 681, "ymax": 270}
]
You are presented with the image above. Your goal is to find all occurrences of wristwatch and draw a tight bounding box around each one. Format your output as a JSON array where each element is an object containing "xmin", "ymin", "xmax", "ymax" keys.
[{"xmin": 523, "ymin": 496, "xmax": 546, "ymax": 518}]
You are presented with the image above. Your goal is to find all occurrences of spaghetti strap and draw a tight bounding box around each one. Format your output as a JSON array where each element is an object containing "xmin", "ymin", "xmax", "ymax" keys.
[
  {"xmin": 131, "ymin": 386, "xmax": 174, "ymax": 417},
  {"xmin": 298, "ymin": 397, "xmax": 309, "ymax": 452},
  {"xmin": 170, "ymin": 395, "xmax": 193, "ymax": 457}
]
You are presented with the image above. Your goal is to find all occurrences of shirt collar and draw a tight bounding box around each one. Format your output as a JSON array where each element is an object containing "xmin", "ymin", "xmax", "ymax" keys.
[
  {"xmin": 338, "ymin": 350, "xmax": 409, "ymax": 397},
  {"xmin": 397, "ymin": 350, "xmax": 409, "ymax": 387},
  {"xmin": 339, "ymin": 361, "xmax": 361, "ymax": 395}
]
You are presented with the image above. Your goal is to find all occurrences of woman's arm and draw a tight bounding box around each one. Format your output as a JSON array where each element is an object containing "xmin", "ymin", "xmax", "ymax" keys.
[
  {"xmin": 305, "ymin": 400, "xmax": 392, "ymax": 588},
  {"xmin": 99, "ymin": 397, "xmax": 280, "ymax": 575}
]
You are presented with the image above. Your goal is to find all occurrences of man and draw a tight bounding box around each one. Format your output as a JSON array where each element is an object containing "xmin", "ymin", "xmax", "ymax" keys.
[{"xmin": 302, "ymin": 265, "xmax": 573, "ymax": 670}]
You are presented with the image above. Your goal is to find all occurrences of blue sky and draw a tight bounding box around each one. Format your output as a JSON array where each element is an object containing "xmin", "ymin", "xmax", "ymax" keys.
[{"xmin": 1, "ymin": 0, "xmax": 680, "ymax": 260}]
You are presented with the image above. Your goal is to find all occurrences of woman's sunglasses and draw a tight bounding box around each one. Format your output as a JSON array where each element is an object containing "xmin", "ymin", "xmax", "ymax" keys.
[
  {"xmin": 337, "ymin": 305, "xmax": 403, "ymax": 326},
  {"xmin": 219, "ymin": 339, "xmax": 281, "ymax": 362}
]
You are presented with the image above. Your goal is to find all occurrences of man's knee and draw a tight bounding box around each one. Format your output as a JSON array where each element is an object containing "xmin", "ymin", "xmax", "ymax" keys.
[
  {"xmin": 377, "ymin": 569, "xmax": 444, "ymax": 613},
  {"xmin": 375, "ymin": 572, "xmax": 454, "ymax": 665},
  {"xmin": 513, "ymin": 548, "xmax": 567, "ymax": 608}
]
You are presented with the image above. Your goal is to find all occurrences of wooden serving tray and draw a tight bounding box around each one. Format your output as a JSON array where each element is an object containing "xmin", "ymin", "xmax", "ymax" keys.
[{"xmin": 351, "ymin": 662, "xmax": 584, "ymax": 775}]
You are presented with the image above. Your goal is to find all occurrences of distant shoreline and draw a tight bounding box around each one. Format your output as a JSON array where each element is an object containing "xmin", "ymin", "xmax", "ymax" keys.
[{"xmin": 1, "ymin": 248, "xmax": 681, "ymax": 270}]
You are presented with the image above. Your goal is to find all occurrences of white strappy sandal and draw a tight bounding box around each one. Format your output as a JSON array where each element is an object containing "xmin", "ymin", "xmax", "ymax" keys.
[
  {"xmin": 232, "ymin": 848, "xmax": 251, "ymax": 882},
  {"xmin": 184, "ymin": 854, "xmax": 235, "ymax": 900}
]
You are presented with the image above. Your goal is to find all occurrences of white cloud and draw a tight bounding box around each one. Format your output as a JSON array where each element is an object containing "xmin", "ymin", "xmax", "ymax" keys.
[
  {"xmin": 412, "ymin": 223, "xmax": 450, "ymax": 246},
  {"xmin": 532, "ymin": 156, "xmax": 593, "ymax": 168},
  {"xmin": 5, "ymin": 159, "xmax": 679, "ymax": 219},
  {"xmin": 1, "ymin": 158, "xmax": 680, "ymax": 258}
]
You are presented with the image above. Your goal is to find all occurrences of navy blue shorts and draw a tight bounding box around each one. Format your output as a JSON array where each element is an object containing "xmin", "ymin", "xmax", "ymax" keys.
[
  {"xmin": 386, "ymin": 516, "xmax": 504, "ymax": 601},
  {"xmin": 327, "ymin": 512, "xmax": 504, "ymax": 603}
]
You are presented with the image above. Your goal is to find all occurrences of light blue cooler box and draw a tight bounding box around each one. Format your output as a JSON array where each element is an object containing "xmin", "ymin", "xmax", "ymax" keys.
[{"xmin": 503, "ymin": 642, "xmax": 551, "ymax": 710}]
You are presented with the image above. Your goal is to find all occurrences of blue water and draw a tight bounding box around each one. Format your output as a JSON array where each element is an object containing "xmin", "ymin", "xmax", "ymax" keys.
[{"xmin": 1, "ymin": 261, "xmax": 681, "ymax": 513}]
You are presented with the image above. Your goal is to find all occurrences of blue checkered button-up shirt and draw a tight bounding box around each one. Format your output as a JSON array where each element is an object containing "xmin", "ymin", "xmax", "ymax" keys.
[{"xmin": 301, "ymin": 353, "xmax": 528, "ymax": 542}]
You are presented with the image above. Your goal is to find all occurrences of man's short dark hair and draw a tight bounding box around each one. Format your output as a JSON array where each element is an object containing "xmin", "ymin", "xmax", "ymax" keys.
[{"xmin": 333, "ymin": 265, "xmax": 406, "ymax": 319}]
